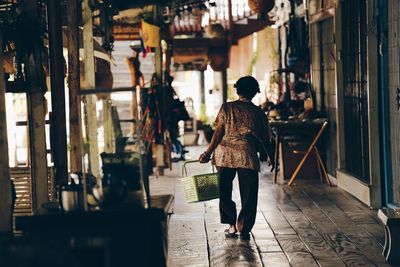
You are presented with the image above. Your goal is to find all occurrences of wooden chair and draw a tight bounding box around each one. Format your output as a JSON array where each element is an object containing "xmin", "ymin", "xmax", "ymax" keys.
[{"xmin": 288, "ymin": 121, "xmax": 329, "ymax": 186}]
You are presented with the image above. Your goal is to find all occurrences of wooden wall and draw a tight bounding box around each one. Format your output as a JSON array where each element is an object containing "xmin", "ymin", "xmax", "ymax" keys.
[{"xmin": 388, "ymin": 0, "xmax": 400, "ymax": 205}]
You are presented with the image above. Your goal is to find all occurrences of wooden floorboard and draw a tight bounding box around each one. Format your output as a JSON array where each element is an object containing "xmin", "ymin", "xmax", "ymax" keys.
[
  {"xmin": 300, "ymin": 184, "xmax": 386, "ymax": 246},
  {"xmin": 168, "ymin": 172, "xmax": 209, "ymax": 267},
  {"xmin": 260, "ymin": 252, "xmax": 291, "ymax": 267},
  {"xmin": 289, "ymin": 186, "xmax": 376, "ymax": 263},
  {"xmin": 299, "ymin": 185, "xmax": 389, "ymax": 266},
  {"xmin": 204, "ymin": 200, "xmax": 264, "ymax": 267},
  {"xmin": 260, "ymin": 179, "xmax": 344, "ymax": 265},
  {"xmin": 164, "ymin": 147, "xmax": 394, "ymax": 267}
]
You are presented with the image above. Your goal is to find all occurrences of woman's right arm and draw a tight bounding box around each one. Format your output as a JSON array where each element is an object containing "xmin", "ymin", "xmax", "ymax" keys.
[
  {"xmin": 199, "ymin": 123, "xmax": 225, "ymax": 163},
  {"xmin": 199, "ymin": 104, "xmax": 226, "ymax": 163}
]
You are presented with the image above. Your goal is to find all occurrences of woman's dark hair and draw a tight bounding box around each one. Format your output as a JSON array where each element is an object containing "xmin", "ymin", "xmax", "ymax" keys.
[{"xmin": 234, "ymin": 76, "xmax": 260, "ymax": 99}]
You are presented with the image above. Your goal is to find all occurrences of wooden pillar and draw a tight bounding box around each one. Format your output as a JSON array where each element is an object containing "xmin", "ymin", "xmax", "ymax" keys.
[
  {"xmin": 98, "ymin": 1, "xmax": 113, "ymax": 153},
  {"xmin": 154, "ymin": 5, "xmax": 165, "ymax": 176},
  {"xmin": 48, "ymin": 0, "xmax": 68, "ymax": 185},
  {"xmin": 82, "ymin": 0, "xmax": 100, "ymax": 178},
  {"xmin": 222, "ymin": 69, "xmax": 228, "ymax": 104},
  {"xmin": 200, "ymin": 70, "xmax": 206, "ymax": 120},
  {"xmin": 103, "ymin": 99, "xmax": 113, "ymax": 153},
  {"xmin": 0, "ymin": 32, "xmax": 12, "ymax": 233},
  {"xmin": 126, "ymin": 53, "xmax": 142, "ymax": 134},
  {"xmin": 25, "ymin": 0, "xmax": 49, "ymax": 212},
  {"xmin": 165, "ymin": 43, "xmax": 172, "ymax": 74},
  {"xmin": 67, "ymin": 0, "xmax": 83, "ymax": 173}
]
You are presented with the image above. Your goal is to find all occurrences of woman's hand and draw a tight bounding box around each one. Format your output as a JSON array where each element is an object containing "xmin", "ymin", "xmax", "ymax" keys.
[{"xmin": 199, "ymin": 151, "xmax": 211, "ymax": 163}]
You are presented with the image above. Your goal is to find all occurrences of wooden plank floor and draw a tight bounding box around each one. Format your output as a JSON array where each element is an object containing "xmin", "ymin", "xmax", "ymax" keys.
[{"xmin": 155, "ymin": 146, "xmax": 392, "ymax": 267}]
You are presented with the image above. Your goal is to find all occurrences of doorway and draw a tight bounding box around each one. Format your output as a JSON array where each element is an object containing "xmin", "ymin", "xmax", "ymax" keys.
[{"xmin": 341, "ymin": 0, "xmax": 370, "ymax": 183}]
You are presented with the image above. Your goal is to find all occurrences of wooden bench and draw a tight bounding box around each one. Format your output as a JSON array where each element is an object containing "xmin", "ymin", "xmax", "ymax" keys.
[{"xmin": 378, "ymin": 208, "xmax": 400, "ymax": 264}]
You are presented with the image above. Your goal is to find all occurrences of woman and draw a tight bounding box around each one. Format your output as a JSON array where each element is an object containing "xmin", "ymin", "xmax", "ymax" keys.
[{"xmin": 199, "ymin": 76, "xmax": 273, "ymax": 241}]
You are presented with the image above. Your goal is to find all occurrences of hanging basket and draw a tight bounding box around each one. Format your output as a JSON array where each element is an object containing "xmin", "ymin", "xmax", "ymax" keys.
[
  {"xmin": 248, "ymin": 0, "xmax": 274, "ymax": 19},
  {"xmin": 204, "ymin": 23, "xmax": 225, "ymax": 38},
  {"xmin": 208, "ymin": 47, "xmax": 229, "ymax": 71}
]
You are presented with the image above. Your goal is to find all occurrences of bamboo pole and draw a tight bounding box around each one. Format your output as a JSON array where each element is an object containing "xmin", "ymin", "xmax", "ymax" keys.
[
  {"xmin": 0, "ymin": 32, "xmax": 12, "ymax": 233},
  {"xmin": 67, "ymin": 0, "xmax": 83, "ymax": 173},
  {"xmin": 82, "ymin": 0, "xmax": 100, "ymax": 178}
]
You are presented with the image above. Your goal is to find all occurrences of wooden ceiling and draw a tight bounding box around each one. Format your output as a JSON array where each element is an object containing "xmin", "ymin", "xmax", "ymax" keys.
[{"xmin": 111, "ymin": 0, "xmax": 207, "ymax": 10}]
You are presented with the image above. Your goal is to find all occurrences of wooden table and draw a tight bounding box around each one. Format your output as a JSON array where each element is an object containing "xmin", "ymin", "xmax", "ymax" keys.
[
  {"xmin": 269, "ymin": 118, "xmax": 330, "ymax": 186},
  {"xmin": 14, "ymin": 205, "xmax": 170, "ymax": 267}
]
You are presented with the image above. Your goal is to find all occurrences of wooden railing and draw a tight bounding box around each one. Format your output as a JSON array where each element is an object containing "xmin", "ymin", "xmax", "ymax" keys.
[
  {"xmin": 208, "ymin": 0, "xmax": 253, "ymax": 28},
  {"xmin": 11, "ymin": 166, "xmax": 55, "ymax": 234},
  {"xmin": 172, "ymin": 0, "xmax": 254, "ymax": 36}
]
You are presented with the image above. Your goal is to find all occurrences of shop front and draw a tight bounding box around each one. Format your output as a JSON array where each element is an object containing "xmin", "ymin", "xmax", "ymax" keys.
[{"xmin": 307, "ymin": 0, "xmax": 385, "ymax": 207}]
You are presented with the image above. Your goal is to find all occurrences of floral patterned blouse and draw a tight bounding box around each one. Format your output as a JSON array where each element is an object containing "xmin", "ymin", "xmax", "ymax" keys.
[{"xmin": 213, "ymin": 100, "xmax": 271, "ymax": 172}]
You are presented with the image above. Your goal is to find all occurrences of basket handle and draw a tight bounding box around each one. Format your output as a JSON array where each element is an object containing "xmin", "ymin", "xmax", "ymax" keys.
[{"xmin": 182, "ymin": 160, "xmax": 216, "ymax": 177}]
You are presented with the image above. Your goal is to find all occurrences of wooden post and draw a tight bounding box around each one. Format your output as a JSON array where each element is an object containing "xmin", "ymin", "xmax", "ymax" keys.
[
  {"xmin": 82, "ymin": 0, "xmax": 100, "ymax": 178},
  {"xmin": 67, "ymin": 0, "xmax": 83, "ymax": 173},
  {"xmin": 227, "ymin": 0, "xmax": 233, "ymax": 29},
  {"xmin": 222, "ymin": 69, "xmax": 228, "ymax": 104},
  {"xmin": 0, "ymin": 32, "xmax": 12, "ymax": 233},
  {"xmin": 126, "ymin": 53, "xmax": 142, "ymax": 134},
  {"xmin": 98, "ymin": 1, "xmax": 113, "ymax": 153},
  {"xmin": 200, "ymin": 70, "xmax": 206, "ymax": 120},
  {"xmin": 103, "ymin": 99, "xmax": 113, "ymax": 153},
  {"xmin": 25, "ymin": 0, "xmax": 49, "ymax": 212},
  {"xmin": 48, "ymin": 0, "xmax": 68, "ymax": 185},
  {"xmin": 154, "ymin": 5, "xmax": 165, "ymax": 176}
]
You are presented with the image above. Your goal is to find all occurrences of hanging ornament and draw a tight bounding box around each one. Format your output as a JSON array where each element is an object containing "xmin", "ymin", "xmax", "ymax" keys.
[{"xmin": 248, "ymin": 0, "xmax": 274, "ymax": 20}]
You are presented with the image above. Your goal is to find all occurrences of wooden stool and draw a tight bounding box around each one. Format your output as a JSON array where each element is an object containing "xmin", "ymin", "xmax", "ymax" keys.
[
  {"xmin": 288, "ymin": 121, "xmax": 328, "ymax": 186},
  {"xmin": 378, "ymin": 208, "xmax": 400, "ymax": 264}
]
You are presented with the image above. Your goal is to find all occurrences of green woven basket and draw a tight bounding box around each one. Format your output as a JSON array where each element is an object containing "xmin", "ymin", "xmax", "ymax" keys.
[{"xmin": 181, "ymin": 160, "xmax": 220, "ymax": 203}]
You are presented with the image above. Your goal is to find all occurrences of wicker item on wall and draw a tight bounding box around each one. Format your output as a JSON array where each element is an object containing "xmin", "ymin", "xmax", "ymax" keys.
[
  {"xmin": 208, "ymin": 47, "xmax": 229, "ymax": 71},
  {"xmin": 80, "ymin": 58, "xmax": 113, "ymax": 100},
  {"xmin": 204, "ymin": 23, "xmax": 225, "ymax": 38},
  {"xmin": 248, "ymin": 0, "xmax": 274, "ymax": 19}
]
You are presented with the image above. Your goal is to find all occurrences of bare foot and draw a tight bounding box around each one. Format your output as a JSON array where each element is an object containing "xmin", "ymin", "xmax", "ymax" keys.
[{"xmin": 228, "ymin": 224, "xmax": 237, "ymax": 234}]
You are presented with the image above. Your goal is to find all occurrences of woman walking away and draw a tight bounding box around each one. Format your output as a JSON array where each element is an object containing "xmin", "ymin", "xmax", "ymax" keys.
[{"xmin": 199, "ymin": 76, "xmax": 273, "ymax": 241}]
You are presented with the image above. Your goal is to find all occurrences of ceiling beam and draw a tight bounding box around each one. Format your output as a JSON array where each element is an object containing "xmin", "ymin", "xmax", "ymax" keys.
[
  {"xmin": 173, "ymin": 37, "xmax": 229, "ymax": 49},
  {"xmin": 112, "ymin": 0, "xmax": 205, "ymax": 10},
  {"xmin": 112, "ymin": 0, "xmax": 170, "ymax": 9}
]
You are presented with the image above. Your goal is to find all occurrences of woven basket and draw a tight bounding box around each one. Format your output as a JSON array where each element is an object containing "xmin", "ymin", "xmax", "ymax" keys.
[{"xmin": 181, "ymin": 160, "xmax": 220, "ymax": 203}]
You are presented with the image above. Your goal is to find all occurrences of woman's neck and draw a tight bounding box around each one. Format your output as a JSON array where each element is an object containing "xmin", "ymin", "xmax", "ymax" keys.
[{"xmin": 238, "ymin": 96, "xmax": 251, "ymax": 102}]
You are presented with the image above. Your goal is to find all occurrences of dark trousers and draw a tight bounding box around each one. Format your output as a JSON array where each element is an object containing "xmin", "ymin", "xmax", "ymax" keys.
[{"xmin": 217, "ymin": 167, "xmax": 259, "ymax": 234}]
